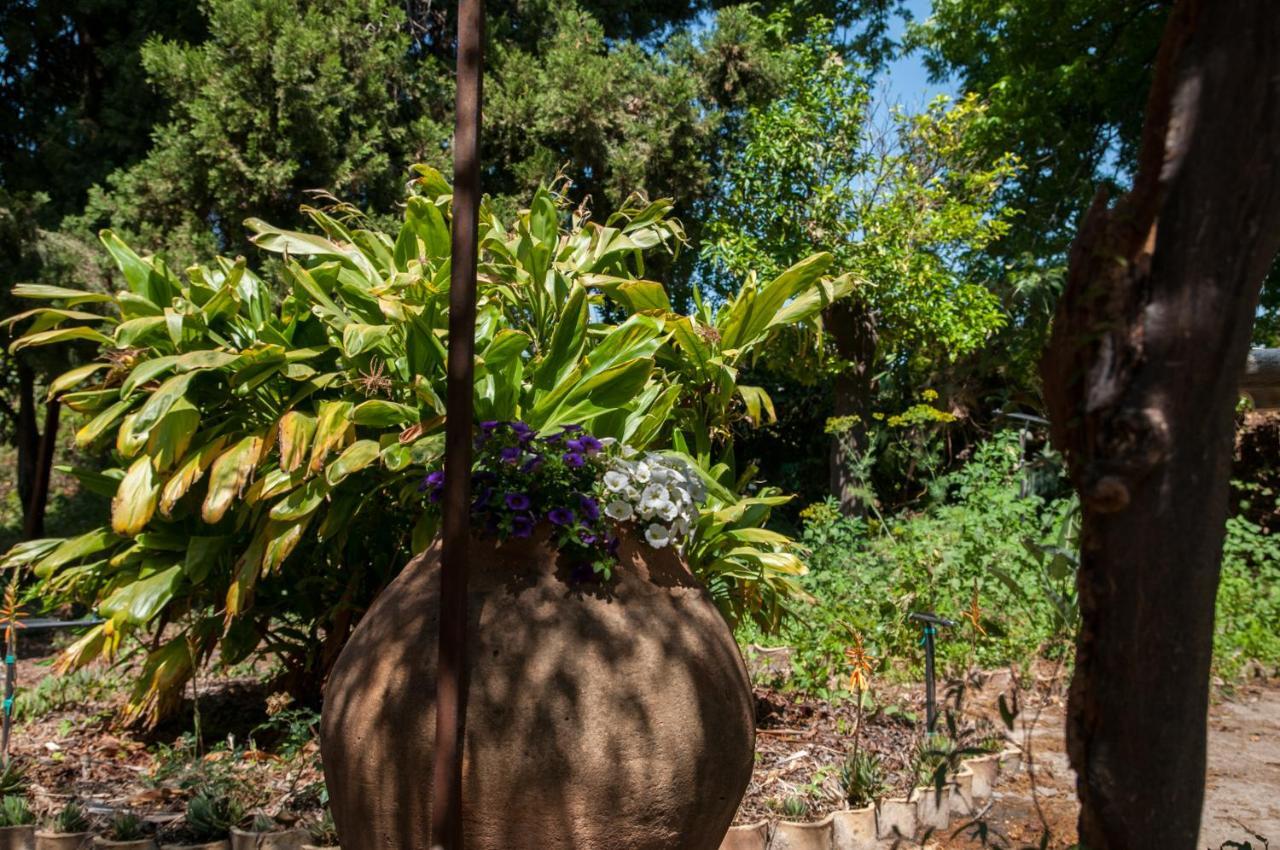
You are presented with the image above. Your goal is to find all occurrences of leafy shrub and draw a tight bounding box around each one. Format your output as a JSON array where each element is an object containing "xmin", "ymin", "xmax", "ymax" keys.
[
  {"xmin": 1215, "ymin": 484, "xmax": 1280, "ymax": 678},
  {"xmin": 106, "ymin": 812, "xmax": 148, "ymax": 841},
  {"xmin": 3, "ymin": 173, "xmax": 839, "ymax": 721},
  {"xmin": 185, "ymin": 793, "xmax": 244, "ymax": 841}
]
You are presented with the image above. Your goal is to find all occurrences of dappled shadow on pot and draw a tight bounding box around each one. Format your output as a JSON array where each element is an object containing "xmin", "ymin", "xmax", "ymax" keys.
[{"xmin": 320, "ymin": 529, "xmax": 754, "ymax": 850}]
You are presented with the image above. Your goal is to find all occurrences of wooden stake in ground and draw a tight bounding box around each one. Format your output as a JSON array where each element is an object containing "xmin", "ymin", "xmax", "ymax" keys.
[
  {"xmin": 1041, "ymin": 1, "xmax": 1280, "ymax": 847},
  {"xmin": 430, "ymin": 1, "xmax": 484, "ymax": 849}
]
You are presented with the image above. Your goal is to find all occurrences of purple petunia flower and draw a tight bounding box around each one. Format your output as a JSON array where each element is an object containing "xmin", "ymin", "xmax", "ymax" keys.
[
  {"xmin": 548, "ymin": 507, "xmax": 576, "ymax": 526},
  {"xmin": 420, "ymin": 469, "xmax": 445, "ymax": 492},
  {"xmin": 520, "ymin": 454, "xmax": 545, "ymax": 474},
  {"xmin": 566, "ymin": 438, "xmax": 584, "ymax": 452},
  {"xmin": 500, "ymin": 445, "xmax": 522, "ymax": 464},
  {"xmin": 577, "ymin": 528, "xmax": 597, "ymax": 546},
  {"xmin": 577, "ymin": 435, "xmax": 603, "ymax": 455},
  {"xmin": 578, "ymin": 495, "xmax": 600, "ymax": 522},
  {"xmin": 480, "ymin": 420, "xmax": 501, "ymax": 432},
  {"xmin": 511, "ymin": 513, "xmax": 535, "ymax": 538},
  {"xmin": 473, "ymin": 487, "xmax": 494, "ymax": 510},
  {"xmin": 562, "ymin": 451, "xmax": 585, "ymax": 468},
  {"xmin": 562, "ymin": 424, "xmax": 583, "ymax": 433},
  {"xmin": 505, "ymin": 492, "xmax": 531, "ymax": 511}
]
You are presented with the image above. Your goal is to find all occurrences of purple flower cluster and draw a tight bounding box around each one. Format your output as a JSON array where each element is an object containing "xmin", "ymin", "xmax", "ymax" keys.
[{"xmin": 422, "ymin": 420, "xmax": 620, "ymax": 575}]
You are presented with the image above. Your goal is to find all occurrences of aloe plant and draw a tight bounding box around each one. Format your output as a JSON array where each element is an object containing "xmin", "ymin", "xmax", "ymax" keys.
[
  {"xmin": 1, "ymin": 171, "xmax": 838, "ymax": 720},
  {"xmin": 0, "ymin": 796, "xmax": 34, "ymax": 827},
  {"xmin": 48, "ymin": 801, "xmax": 91, "ymax": 833}
]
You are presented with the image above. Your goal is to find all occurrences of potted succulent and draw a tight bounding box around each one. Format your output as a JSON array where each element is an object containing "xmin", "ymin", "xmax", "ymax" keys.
[
  {"xmin": 36, "ymin": 802, "xmax": 93, "ymax": 850},
  {"xmin": 159, "ymin": 794, "xmax": 243, "ymax": 850},
  {"xmin": 95, "ymin": 812, "xmax": 155, "ymax": 850},
  {"xmin": 832, "ymin": 751, "xmax": 883, "ymax": 849},
  {"xmin": 228, "ymin": 816, "xmax": 304, "ymax": 850},
  {"xmin": 322, "ymin": 422, "xmax": 755, "ymax": 850},
  {"xmin": 299, "ymin": 813, "xmax": 337, "ymax": 850},
  {"xmin": 0, "ymin": 796, "xmax": 36, "ymax": 850}
]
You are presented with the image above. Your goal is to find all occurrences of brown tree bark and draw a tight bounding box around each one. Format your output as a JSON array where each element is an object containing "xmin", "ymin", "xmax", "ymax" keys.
[
  {"xmin": 23, "ymin": 397, "xmax": 60, "ymax": 539},
  {"xmin": 1041, "ymin": 2, "xmax": 1280, "ymax": 848},
  {"xmin": 825, "ymin": 299, "xmax": 878, "ymax": 515}
]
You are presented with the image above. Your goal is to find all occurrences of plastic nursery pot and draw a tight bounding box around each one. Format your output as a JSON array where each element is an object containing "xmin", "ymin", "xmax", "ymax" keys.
[
  {"xmin": 717, "ymin": 821, "xmax": 768, "ymax": 850},
  {"xmin": 228, "ymin": 830, "xmax": 304, "ymax": 850},
  {"xmin": 322, "ymin": 530, "xmax": 755, "ymax": 850},
  {"xmin": 831, "ymin": 806, "xmax": 877, "ymax": 850},
  {"xmin": 913, "ymin": 784, "xmax": 952, "ymax": 831},
  {"xmin": 876, "ymin": 797, "xmax": 918, "ymax": 842},
  {"xmin": 0, "ymin": 826, "xmax": 35, "ymax": 850},
  {"xmin": 769, "ymin": 814, "xmax": 833, "ymax": 850},
  {"xmin": 35, "ymin": 832, "xmax": 93, "ymax": 850},
  {"xmin": 93, "ymin": 838, "xmax": 157, "ymax": 850},
  {"xmin": 966, "ymin": 753, "xmax": 1000, "ymax": 800}
]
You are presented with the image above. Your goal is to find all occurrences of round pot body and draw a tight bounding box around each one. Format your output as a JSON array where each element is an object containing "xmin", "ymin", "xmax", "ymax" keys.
[
  {"xmin": 228, "ymin": 830, "xmax": 304, "ymax": 850},
  {"xmin": 718, "ymin": 822, "xmax": 769, "ymax": 850},
  {"xmin": 35, "ymin": 833, "xmax": 92, "ymax": 850},
  {"xmin": 159, "ymin": 841, "xmax": 231, "ymax": 850},
  {"xmin": 321, "ymin": 531, "xmax": 755, "ymax": 850},
  {"xmin": 0, "ymin": 826, "xmax": 34, "ymax": 850},
  {"xmin": 831, "ymin": 806, "xmax": 877, "ymax": 850},
  {"xmin": 770, "ymin": 817, "xmax": 832, "ymax": 850},
  {"xmin": 93, "ymin": 840, "xmax": 156, "ymax": 850}
]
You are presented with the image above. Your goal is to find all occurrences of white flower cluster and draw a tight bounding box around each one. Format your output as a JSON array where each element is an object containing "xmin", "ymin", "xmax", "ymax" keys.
[{"xmin": 600, "ymin": 451, "xmax": 707, "ymax": 549}]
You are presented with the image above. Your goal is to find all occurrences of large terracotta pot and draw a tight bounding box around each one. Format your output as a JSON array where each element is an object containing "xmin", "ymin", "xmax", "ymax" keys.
[{"xmin": 321, "ymin": 529, "xmax": 755, "ymax": 850}]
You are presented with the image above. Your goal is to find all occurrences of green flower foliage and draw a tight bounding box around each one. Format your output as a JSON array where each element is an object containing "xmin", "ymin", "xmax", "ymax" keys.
[{"xmin": 2, "ymin": 172, "xmax": 836, "ymax": 722}]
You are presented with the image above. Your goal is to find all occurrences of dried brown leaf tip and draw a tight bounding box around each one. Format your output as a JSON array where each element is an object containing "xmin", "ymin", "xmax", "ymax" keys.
[{"xmin": 353, "ymin": 359, "xmax": 393, "ymax": 397}]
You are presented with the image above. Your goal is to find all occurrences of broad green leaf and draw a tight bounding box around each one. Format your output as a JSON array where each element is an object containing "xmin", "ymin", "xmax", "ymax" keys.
[
  {"xmin": 130, "ymin": 372, "xmax": 196, "ymax": 436},
  {"xmin": 262, "ymin": 517, "xmax": 310, "ymax": 573},
  {"xmin": 33, "ymin": 529, "xmax": 119, "ymax": 577},
  {"xmin": 533, "ymin": 284, "xmax": 587, "ymax": 390},
  {"xmin": 100, "ymin": 230, "xmax": 173, "ymax": 305},
  {"xmin": 351, "ymin": 399, "xmax": 417, "ymax": 427},
  {"xmin": 9, "ymin": 326, "xmax": 113, "ymax": 354},
  {"xmin": 342, "ymin": 323, "xmax": 392, "ymax": 357},
  {"xmin": 183, "ymin": 536, "xmax": 228, "ymax": 584},
  {"xmin": 10, "ymin": 284, "xmax": 113, "ymax": 306},
  {"xmin": 111, "ymin": 457, "xmax": 160, "ymax": 536},
  {"xmin": 325, "ymin": 440, "xmax": 381, "ymax": 485},
  {"xmin": 48, "ymin": 363, "xmax": 111, "ymax": 398},
  {"xmin": 737, "ymin": 385, "xmax": 777, "ymax": 426},
  {"xmin": 101, "ymin": 565, "xmax": 182, "ymax": 626},
  {"xmin": 145, "ymin": 398, "xmax": 201, "ymax": 472},
  {"xmin": 114, "ymin": 316, "xmax": 168, "ymax": 347},
  {"xmin": 77, "ymin": 400, "xmax": 134, "ymax": 447},
  {"xmin": 121, "ymin": 355, "xmax": 180, "ymax": 398},
  {"xmin": 269, "ymin": 477, "xmax": 329, "ymax": 521}
]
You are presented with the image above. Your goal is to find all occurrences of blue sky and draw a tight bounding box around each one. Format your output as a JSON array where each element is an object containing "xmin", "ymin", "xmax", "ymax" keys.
[{"xmin": 880, "ymin": 0, "xmax": 957, "ymax": 108}]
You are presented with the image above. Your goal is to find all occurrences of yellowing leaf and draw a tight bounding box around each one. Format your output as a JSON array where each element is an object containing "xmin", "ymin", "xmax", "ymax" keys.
[
  {"xmin": 160, "ymin": 435, "xmax": 229, "ymax": 517},
  {"xmin": 324, "ymin": 440, "xmax": 380, "ymax": 485},
  {"xmin": 308, "ymin": 401, "xmax": 353, "ymax": 475},
  {"xmin": 111, "ymin": 457, "xmax": 160, "ymax": 536},
  {"xmin": 145, "ymin": 398, "xmax": 201, "ymax": 472},
  {"xmin": 202, "ymin": 434, "xmax": 266, "ymax": 524},
  {"xmin": 277, "ymin": 411, "xmax": 317, "ymax": 472}
]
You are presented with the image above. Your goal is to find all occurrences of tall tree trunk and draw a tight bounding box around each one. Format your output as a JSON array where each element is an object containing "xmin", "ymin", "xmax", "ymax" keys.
[
  {"xmin": 825, "ymin": 299, "xmax": 878, "ymax": 515},
  {"xmin": 1041, "ymin": 2, "xmax": 1280, "ymax": 848},
  {"xmin": 23, "ymin": 398, "xmax": 60, "ymax": 540},
  {"xmin": 14, "ymin": 360, "xmax": 39, "ymax": 516}
]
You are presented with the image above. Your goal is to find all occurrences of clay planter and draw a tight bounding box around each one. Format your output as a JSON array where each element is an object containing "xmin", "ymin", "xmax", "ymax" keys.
[
  {"xmin": 159, "ymin": 841, "xmax": 231, "ymax": 850},
  {"xmin": 299, "ymin": 845, "xmax": 339, "ymax": 850},
  {"xmin": 913, "ymin": 785, "xmax": 951, "ymax": 831},
  {"xmin": 0, "ymin": 827, "xmax": 34, "ymax": 850},
  {"xmin": 770, "ymin": 816, "xmax": 832, "ymax": 850},
  {"xmin": 322, "ymin": 532, "xmax": 755, "ymax": 850},
  {"xmin": 966, "ymin": 754, "xmax": 1000, "ymax": 800},
  {"xmin": 999, "ymin": 747, "xmax": 1023, "ymax": 775},
  {"xmin": 93, "ymin": 840, "xmax": 156, "ymax": 850},
  {"xmin": 717, "ymin": 822, "xmax": 768, "ymax": 850},
  {"xmin": 35, "ymin": 833, "xmax": 90, "ymax": 850},
  {"xmin": 830, "ymin": 806, "xmax": 877, "ymax": 850},
  {"xmin": 876, "ymin": 797, "xmax": 917, "ymax": 841},
  {"xmin": 228, "ymin": 830, "xmax": 304, "ymax": 850},
  {"xmin": 950, "ymin": 766, "xmax": 976, "ymax": 815}
]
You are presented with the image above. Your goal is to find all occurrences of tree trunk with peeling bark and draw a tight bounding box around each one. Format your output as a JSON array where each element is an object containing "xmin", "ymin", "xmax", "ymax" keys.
[{"xmin": 1041, "ymin": 2, "xmax": 1280, "ymax": 848}]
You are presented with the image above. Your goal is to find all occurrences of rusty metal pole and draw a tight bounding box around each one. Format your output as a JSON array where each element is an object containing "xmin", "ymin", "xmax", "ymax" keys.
[{"xmin": 430, "ymin": 1, "xmax": 484, "ymax": 848}]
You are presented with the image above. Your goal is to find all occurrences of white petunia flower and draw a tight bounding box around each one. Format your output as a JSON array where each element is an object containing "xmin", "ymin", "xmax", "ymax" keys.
[
  {"xmin": 641, "ymin": 482, "xmax": 669, "ymax": 508},
  {"xmin": 644, "ymin": 523, "xmax": 671, "ymax": 548},
  {"xmin": 625, "ymin": 486, "xmax": 641, "ymax": 502},
  {"xmin": 656, "ymin": 500, "xmax": 680, "ymax": 522},
  {"xmin": 631, "ymin": 461, "xmax": 651, "ymax": 483},
  {"xmin": 672, "ymin": 515, "xmax": 690, "ymax": 536},
  {"xmin": 603, "ymin": 470, "xmax": 630, "ymax": 493},
  {"xmin": 605, "ymin": 499, "xmax": 634, "ymax": 521}
]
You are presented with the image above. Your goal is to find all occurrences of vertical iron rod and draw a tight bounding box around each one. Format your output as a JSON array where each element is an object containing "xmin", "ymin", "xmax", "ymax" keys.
[
  {"xmin": 430, "ymin": 1, "xmax": 484, "ymax": 848},
  {"xmin": 922, "ymin": 626, "xmax": 937, "ymax": 732}
]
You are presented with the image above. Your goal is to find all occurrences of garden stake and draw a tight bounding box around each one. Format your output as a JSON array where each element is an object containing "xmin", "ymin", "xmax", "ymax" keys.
[
  {"xmin": 429, "ymin": 1, "xmax": 485, "ymax": 849},
  {"xmin": 909, "ymin": 612, "xmax": 955, "ymax": 732}
]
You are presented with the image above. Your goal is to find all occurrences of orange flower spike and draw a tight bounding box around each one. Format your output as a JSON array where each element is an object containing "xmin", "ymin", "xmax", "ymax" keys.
[
  {"xmin": 844, "ymin": 633, "xmax": 875, "ymax": 693},
  {"xmin": 963, "ymin": 582, "xmax": 986, "ymax": 636}
]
